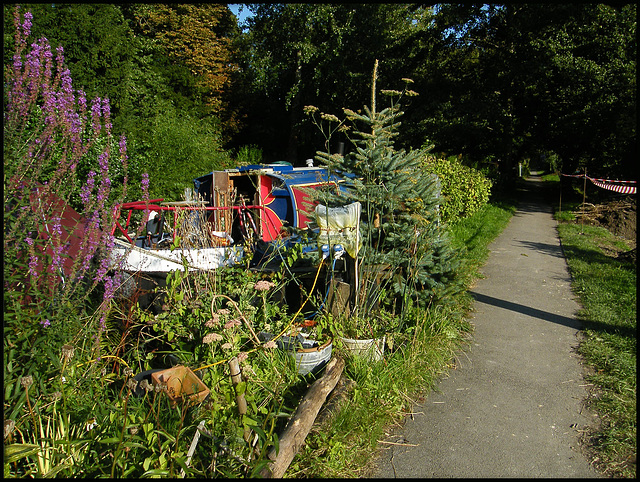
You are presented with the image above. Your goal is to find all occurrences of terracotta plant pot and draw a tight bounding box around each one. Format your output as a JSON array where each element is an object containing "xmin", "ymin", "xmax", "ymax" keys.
[{"xmin": 151, "ymin": 365, "xmax": 210, "ymax": 406}]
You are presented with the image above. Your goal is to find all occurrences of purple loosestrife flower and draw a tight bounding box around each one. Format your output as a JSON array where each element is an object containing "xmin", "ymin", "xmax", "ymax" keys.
[
  {"xmin": 49, "ymin": 245, "xmax": 64, "ymax": 274},
  {"xmin": 78, "ymin": 212, "xmax": 101, "ymax": 275},
  {"xmin": 59, "ymin": 68, "xmax": 75, "ymax": 133},
  {"xmin": 77, "ymin": 89, "xmax": 87, "ymax": 112},
  {"xmin": 12, "ymin": 53, "xmax": 22, "ymax": 71},
  {"xmin": 26, "ymin": 42, "xmax": 42, "ymax": 97},
  {"xmin": 98, "ymin": 151, "xmax": 109, "ymax": 174},
  {"xmin": 28, "ymin": 255, "xmax": 39, "ymax": 278},
  {"xmin": 55, "ymin": 46, "xmax": 64, "ymax": 71},
  {"xmin": 91, "ymin": 98, "xmax": 102, "ymax": 137},
  {"xmin": 45, "ymin": 214, "xmax": 66, "ymax": 276},
  {"xmin": 141, "ymin": 172, "xmax": 151, "ymax": 212},
  {"xmin": 94, "ymin": 254, "xmax": 110, "ymax": 284},
  {"xmin": 98, "ymin": 270, "xmax": 121, "ymax": 333},
  {"xmin": 42, "ymin": 43, "xmax": 53, "ymax": 89},
  {"xmin": 94, "ymin": 234, "xmax": 116, "ymax": 285},
  {"xmin": 83, "ymin": 216, "xmax": 103, "ymax": 275},
  {"xmin": 119, "ymin": 135, "xmax": 127, "ymax": 158},
  {"xmin": 22, "ymin": 11, "xmax": 32, "ymax": 37},
  {"xmin": 81, "ymin": 171, "xmax": 96, "ymax": 207},
  {"xmin": 102, "ymin": 98, "xmax": 112, "ymax": 133},
  {"xmin": 141, "ymin": 173, "xmax": 150, "ymax": 194},
  {"xmin": 51, "ymin": 216, "xmax": 63, "ymax": 237},
  {"xmin": 61, "ymin": 68, "xmax": 73, "ymax": 96},
  {"xmin": 96, "ymin": 151, "xmax": 111, "ymax": 215}
]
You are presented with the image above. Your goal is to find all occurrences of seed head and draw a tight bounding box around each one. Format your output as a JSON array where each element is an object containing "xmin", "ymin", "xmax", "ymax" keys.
[
  {"xmin": 20, "ymin": 375, "xmax": 33, "ymax": 389},
  {"xmin": 4, "ymin": 419, "xmax": 15, "ymax": 440},
  {"xmin": 203, "ymin": 332, "xmax": 223, "ymax": 344},
  {"xmin": 61, "ymin": 344, "xmax": 74, "ymax": 362},
  {"xmin": 254, "ymin": 280, "xmax": 275, "ymax": 291}
]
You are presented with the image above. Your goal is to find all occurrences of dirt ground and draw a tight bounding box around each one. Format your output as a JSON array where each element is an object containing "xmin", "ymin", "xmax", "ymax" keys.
[{"xmin": 571, "ymin": 195, "xmax": 636, "ymax": 263}]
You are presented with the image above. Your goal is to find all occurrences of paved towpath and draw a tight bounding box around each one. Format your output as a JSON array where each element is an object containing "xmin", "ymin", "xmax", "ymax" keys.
[{"xmin": 370, "ymin": 175, "xmax": 602, "ymax": 478}]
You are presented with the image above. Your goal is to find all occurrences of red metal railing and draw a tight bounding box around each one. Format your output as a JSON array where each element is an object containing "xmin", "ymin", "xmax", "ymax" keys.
[{"xmin": 110, "ymin": 199, "xmax": 272, "ymax": 245}]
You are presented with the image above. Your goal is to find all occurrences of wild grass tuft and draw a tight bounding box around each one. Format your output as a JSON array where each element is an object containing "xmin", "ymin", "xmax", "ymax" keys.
[{"xmin": 556, "ymin": 222, "xmax": 636, "ymax": 478}]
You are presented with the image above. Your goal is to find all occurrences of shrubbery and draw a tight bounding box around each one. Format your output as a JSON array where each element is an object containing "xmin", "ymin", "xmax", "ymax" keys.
[{"xmin": 421, "ymin": 155, "xmax": 493, "ymax": 225}]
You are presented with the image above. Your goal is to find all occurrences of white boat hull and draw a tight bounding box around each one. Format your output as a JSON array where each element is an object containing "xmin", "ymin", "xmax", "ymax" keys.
[{"xmin": 111, "ymin": 238, "xmax": 243, "ymax": 273}]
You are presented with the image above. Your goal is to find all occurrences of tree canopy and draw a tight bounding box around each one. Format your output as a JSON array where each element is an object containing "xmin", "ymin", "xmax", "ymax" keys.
[{"xmin": 4, "ymin": 3, "xmax": 636, "ymax": 195}]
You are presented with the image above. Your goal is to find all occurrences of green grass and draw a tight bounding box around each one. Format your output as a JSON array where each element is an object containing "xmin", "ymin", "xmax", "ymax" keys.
[
  {"xmin": 291, "ymin": 304, "xmax": 474, "ymax": 477},
  {"xmin": 292, "ymin": 197, "xmax": 517, "ymax": 477},
  {"xmin": 541, "ymin": 173, "xmax": 560, "ymax": 182},
  {"xmin": 450, "ymin": 199, "xmax": 517, "ymax": 278},
  {"xmin": 556, "ymin": 222, "xmax": 636, "ymax": 478}
]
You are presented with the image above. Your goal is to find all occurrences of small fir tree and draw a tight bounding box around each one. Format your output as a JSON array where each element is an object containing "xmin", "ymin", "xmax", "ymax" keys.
[{"xmin": 306, "ymin": 60, "xmax": 464, "ymax": 327}]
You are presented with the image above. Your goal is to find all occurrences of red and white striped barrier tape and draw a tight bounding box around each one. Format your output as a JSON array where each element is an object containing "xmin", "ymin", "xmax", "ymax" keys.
[
  {"xmin": 560, "ymin": 173, "xmax": 637, "ymax": 194},
  {"xmin": 588, "ymin": 178, "xmax": 636, "ymax": 194},
  {"xmin": 588, "ymin": 177, "xmax": 636, "ymax": 184}
]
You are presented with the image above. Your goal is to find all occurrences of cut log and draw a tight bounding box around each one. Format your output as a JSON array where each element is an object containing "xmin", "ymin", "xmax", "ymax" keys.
[
  {"xmin": 260, "ymin": 356, "xmax": 345, "ymax": 478},
  {"xmin": 313, "ymin": 374, "xmax": 357, "ymax": 429}
]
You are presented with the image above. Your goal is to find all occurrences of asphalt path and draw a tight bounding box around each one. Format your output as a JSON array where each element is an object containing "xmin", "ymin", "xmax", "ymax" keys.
[{"xmin": 370, "ymin": 175, "xmax": 602, "ymax": 478}]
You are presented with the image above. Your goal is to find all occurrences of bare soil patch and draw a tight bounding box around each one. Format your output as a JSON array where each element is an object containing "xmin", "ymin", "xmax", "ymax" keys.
[{"xmin": 571, "ymin": 196, "xmax": 636, "ymax": 263}]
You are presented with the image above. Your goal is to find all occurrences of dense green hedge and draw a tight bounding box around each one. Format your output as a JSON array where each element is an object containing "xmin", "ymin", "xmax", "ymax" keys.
[{"xmin": 422, "ymin": 155, "xmax": 493, "ymax": 225}]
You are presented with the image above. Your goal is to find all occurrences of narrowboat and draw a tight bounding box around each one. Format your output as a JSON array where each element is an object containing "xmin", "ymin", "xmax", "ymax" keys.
[{"xmin": 110, "ymin": 163, "xmax": 351, "ymax": 274}]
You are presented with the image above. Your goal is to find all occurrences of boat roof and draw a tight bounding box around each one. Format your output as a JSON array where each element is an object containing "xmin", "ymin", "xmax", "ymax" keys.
[{"xmin": 193, "ymin": 164, "xmax": 351, "ymax": 188}]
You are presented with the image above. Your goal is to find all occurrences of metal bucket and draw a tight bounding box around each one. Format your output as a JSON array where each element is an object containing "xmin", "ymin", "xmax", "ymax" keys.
[{"xmin": 294, "ymin": 338, "xmax": 333, "ymax": 376}]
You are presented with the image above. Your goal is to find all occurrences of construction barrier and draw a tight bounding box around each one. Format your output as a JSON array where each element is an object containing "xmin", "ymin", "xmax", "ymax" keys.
[{"xmin": 561, "ymin": 173, "xmax": 636, "ymax": 195}]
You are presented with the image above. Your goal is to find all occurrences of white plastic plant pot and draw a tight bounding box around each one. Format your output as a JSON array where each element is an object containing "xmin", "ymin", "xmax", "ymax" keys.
[
  {"xmin": 258, "ymin": 332, "xmax": 333, "ymax": 376},
  {"xmin": 340, "ymin": 336, "xmax": 385, "ymax": 362}
]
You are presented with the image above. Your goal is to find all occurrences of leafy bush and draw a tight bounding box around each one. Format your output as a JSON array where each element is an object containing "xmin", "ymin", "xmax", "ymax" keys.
[
  {"xmin": 235, "ymin": 144, "xmax": 263, "ymax": 166},
  {"xmin": 140, "ymin": 109, "xmax": 234, "ymax": 201},
  {"xmin": 421, "ymin": 155, "xmax": 493, "ymax": 225}
]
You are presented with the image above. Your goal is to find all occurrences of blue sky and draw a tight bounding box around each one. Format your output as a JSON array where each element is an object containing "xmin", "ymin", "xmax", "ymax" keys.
[{"xmin": 228, "ymin": 4, "xmax": 252, "ymax": 25}]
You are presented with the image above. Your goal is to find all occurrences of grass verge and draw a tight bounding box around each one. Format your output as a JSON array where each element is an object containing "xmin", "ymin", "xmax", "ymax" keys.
[
  {"xmin": 556, "ymin": 222, "xmax": 636, "ymax": 478},
  {"xmin": 292, "ymin": 197, "xmax": 517, "ymax": 477}
]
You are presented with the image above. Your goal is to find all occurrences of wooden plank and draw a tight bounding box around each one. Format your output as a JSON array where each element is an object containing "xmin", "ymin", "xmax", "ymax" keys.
[
  {"xmin": 260, "ymin": 356, "xmax": 345, "ymax": 478},
  {"xmin": 328, "ymin": 280, "xmax": 351, "ymax": 318}
]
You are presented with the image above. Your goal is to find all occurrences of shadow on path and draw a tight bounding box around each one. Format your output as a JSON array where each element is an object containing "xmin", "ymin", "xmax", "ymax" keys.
[
  {"xmin": 469, "ymin": 291, "xmax": 584, "ymax": 330},
  {"xmin": 515, "ymin": 239, "xmax": 567, "ymax": 259}
]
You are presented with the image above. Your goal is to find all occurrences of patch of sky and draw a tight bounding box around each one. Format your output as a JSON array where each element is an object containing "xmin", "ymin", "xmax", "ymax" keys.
[{"xmin": 228, "ymin": 4, "xmax": 253, "ymax": 30}]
